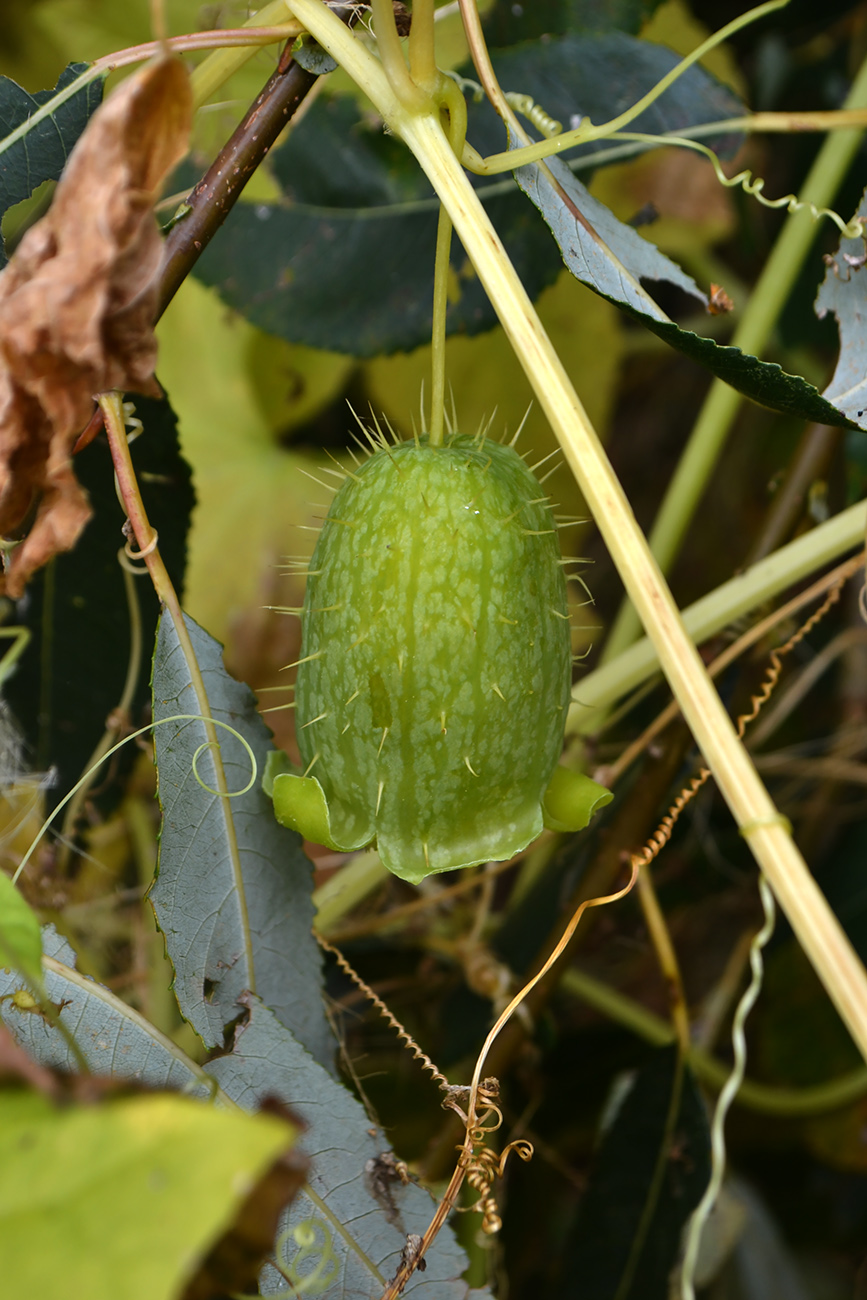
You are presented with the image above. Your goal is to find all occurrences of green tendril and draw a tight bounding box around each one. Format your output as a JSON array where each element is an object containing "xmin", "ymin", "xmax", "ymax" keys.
[
  {"xmin": 505, "ymin": 92, "xmax": 562, "ymax": 139},
  {"xmin": 679, "ymin": 875, "xmax": 777, "ymax": 1299},
  {"xmin": 611, "ymin": 130, "xmax": 865, "ymax": 239},
  {"xmin": 12, "ymin": 714, "xmax": 257, "ymax": 886}
]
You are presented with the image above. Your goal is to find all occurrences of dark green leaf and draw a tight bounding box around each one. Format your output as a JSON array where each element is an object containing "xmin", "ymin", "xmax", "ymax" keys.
[
  {"xmin": 814, "ymin": 187, "xmax": 867, "ymax": 430},
  {"xmin": 641, "ymin": 316, "xmax": 859, "ymax": 425},
  {"xmin": 3, "ymin": 392, "xmax": 193, "ymax": 810},
  {"xmin": 565, "ymin": 1048, "xmax": 710, "ymax": 1300},
  {"xmin": 207, "ymin": 994, "xmax": 490, "ymax": 1300},
  {"xmin": 515, "ymin": 149, "xmax": 858, "ymax": 425},
  {"xmin": 151, "ymin": 612, "xmax": 332, "ymax": 1068},
  {"xmin": 485, "ymin": 33, "xmax": 744, "ymax": 166},
  {"xmin": 192, "ymin": 171, "xmax": 560, "ymax": 357},
  {"xmin": 0, "ymin": 63, "xmax": 105, "ymax": 265},
  {"xmin": 484, "ymin": 0, "xmax": 666, "ymax": 42}
]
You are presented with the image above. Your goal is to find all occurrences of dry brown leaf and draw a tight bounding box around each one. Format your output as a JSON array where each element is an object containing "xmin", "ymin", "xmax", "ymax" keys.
[{"xmin": 0, "ymin": 55, "xmax": 192, "ymax": 596}]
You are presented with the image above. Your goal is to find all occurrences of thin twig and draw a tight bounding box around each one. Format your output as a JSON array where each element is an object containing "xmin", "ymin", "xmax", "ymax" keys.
[
  {"xmin": 316, "ymin": 932, "xmax": 451, "ymax": 1089},
  {"xmin": 157, "ymin": 56, "xmax": 320, "ymax": 314}
]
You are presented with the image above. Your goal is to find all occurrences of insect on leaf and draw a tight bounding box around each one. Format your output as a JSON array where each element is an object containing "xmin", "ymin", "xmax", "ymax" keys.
[{"xmin": 0, "ymin": 926, "xmax": 213, "ymax": 1090}]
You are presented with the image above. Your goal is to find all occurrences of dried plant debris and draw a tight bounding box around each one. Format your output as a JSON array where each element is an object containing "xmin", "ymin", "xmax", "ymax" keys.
[{"xmin": 0, "ymin": 56, "xmax": 191, "ymax": 597}]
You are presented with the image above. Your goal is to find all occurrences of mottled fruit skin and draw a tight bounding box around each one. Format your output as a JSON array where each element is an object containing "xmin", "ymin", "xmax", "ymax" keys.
[{"xmin": 281, "ymin": 434, "xmax": 572, "ymax": 884}]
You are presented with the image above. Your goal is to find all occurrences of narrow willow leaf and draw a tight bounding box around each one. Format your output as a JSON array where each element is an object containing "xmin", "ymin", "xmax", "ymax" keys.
[
  {"xmin": 151, "ymin": 612, "xmax": 331, "ymax": 1066},
  {"xmin": 207, "ymin": 996, "xmax": 492, "ymax": 1300},
  {"xmin": 0, "ymin": 927, "xmax": 211, "ymax": 1093},
  {"xmin": 512, "ymin": 138, "xmax": 706, "ymax": 319},
  {"xmin": 0, "ymin": 1090, "xmax": 298, "ymax": 1300},
  {"xmin": 815, "ymin": 186, "xmax": 867, "ymax": 430},
  {"xmin": 0, "ymin": 871, "xmax": 43, "ymax": 990},
  {"xmin": 514, "ymin": 145, "xmax": 857, "ymax": 426},
  {"xmin": 0, "ymin": 63, "xmax": 105, "ymax": 265}
]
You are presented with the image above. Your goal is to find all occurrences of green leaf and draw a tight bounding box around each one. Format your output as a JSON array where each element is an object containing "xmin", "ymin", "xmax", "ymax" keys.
[
  {"xmin": 514, "ymin": 147, "xmax": 858, "ymax": 425},
  {"xmin": 0, "ymin": 872, "xmax": 43, "ymax": 990},
  {"xmin": 0, "ymin": 1088, "xmax": 296, "ymax": 1300},
  {"xmin": 4, "ymin": 392, "xmax": 193, "ymax": 810},
  {"xmin": 151, "ymin": 611, "xmax": 332, "ymax": 1067},
  {"xmin": 514, "ymin": 137, "xmax": 707, "ymax": 315},
  {"xmin": 192, "ymin": 93, "xmax": 562, "ymax": 356},
  {"xmin": 207, "ymin": 994, "xmax": 490, "ymax": 1300},
  {"xmin": 815, "ymin": 186, "xmax": 867, "ymax": 430},
  {"xmin": 566, "ymin": 1048, "xmax": 710, "ymax": 1300},
  {"xmin": 483, "ymin": 33, "xmax": 743, "ymax": 166},
  {"xmin": 193, "ymin": 27, "xmax": 742, "ymax": 358},
  {"xmin": 483, "ymin": 0, "xmax": 667, "ymax": 42},
  {"xmin": 0, "ymin": 62, "xmax": 105, "ymax": 264},
  {"xmin": 0, "ymin": 927, "xmax": 213, "ymax": 1089}
]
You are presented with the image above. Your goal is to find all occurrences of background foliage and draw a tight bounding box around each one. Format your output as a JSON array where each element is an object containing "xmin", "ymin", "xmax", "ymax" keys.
[{"xmin": 1, "ymin": 1, "xmax": 867, "ymax": 1297}]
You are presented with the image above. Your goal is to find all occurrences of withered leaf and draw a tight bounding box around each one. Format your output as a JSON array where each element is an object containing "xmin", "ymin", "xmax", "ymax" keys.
[{"xmin": 0, "ymin": 55, "xmax": 191, "ymax": 596}]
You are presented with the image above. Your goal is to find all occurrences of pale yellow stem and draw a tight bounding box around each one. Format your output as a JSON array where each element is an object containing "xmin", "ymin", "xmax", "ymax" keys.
[{"xmin": 284, "ymin": 0, "xmax": 867, "ymax": 1065}]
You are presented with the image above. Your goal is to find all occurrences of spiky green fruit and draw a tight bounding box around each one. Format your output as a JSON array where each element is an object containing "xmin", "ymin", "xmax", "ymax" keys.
[{"xmin": 267, "ymin": 433, "xmax": 610, "ymax": 884}]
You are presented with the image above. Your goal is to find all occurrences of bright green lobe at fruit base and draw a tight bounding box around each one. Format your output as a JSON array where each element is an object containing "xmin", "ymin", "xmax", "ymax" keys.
[{"xmin": 269, "ymin": 434, "xmax": 609, "ymax": 884}]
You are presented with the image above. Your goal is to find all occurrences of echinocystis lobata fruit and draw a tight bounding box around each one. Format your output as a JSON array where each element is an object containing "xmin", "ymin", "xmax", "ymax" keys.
[{"xmin": 266, "ymin": 431, "xmax": 611, "ymax": 885}]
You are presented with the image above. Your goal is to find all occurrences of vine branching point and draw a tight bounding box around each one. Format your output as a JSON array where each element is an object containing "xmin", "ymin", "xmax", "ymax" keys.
[{"xmin": 284, "ymin": 0, "xmax": 867, "ymax": 1068}]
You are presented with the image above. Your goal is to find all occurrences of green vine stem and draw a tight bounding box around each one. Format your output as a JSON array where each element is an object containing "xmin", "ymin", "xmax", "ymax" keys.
[
  {"xmin": 408, "ymin": 0, "xmax": 438, "ymax": 95},
  {"xmin": 571, "ymin": 499, "xmax": 866, "ymax": 730},
  {"xmin": 428, "ymin": 80, "xmax": 467, "ymax": 445},
  {"xmin": 680, "ymin": 875, "xmax": 777, "ymax": 1299},
  {"xmin": 283, "ymin": 0, "xmax": 867, "ymax": 1066},
  {"xmin": 460, "ymin": 0, "xmax": 789, "ymax": 173},
  {"xmin": 560, "ymin": 965, "xmax": 867, "ymax": 1117},
  {"xmin": 603, "ymin": 49, "xmax": 867, "ymax": 661}
]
